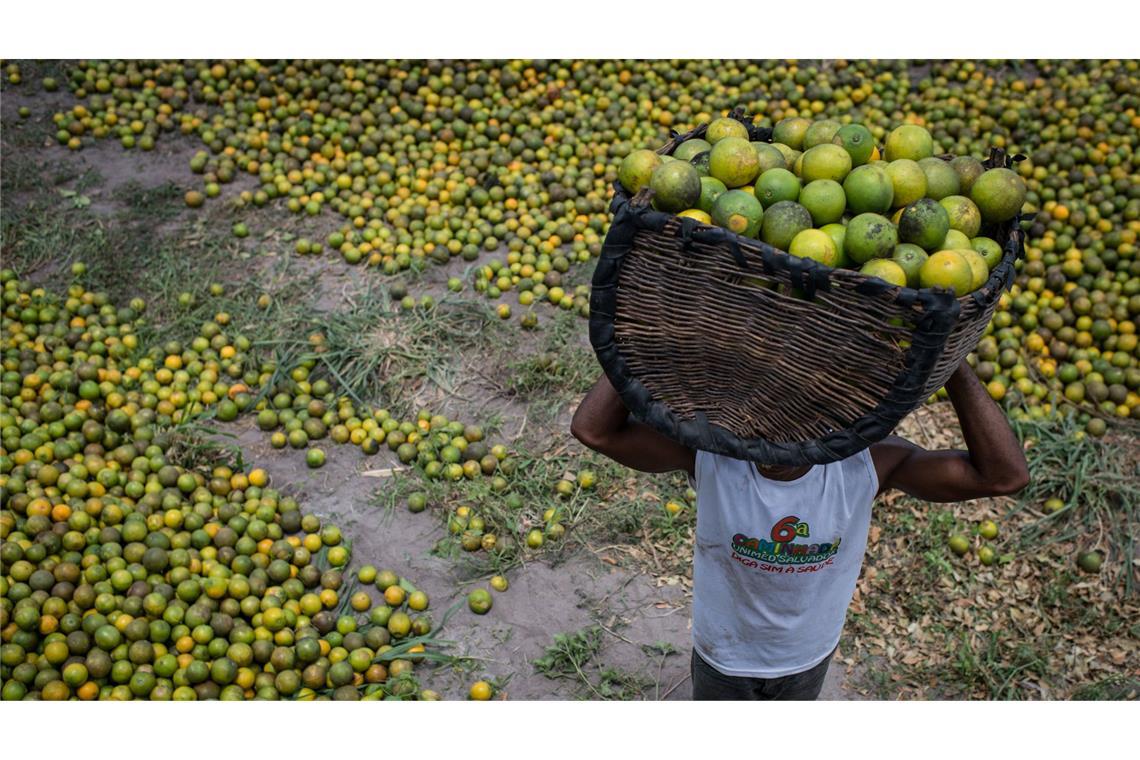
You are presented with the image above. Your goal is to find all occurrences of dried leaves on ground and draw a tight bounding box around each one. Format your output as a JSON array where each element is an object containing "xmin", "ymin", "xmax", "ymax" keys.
[{"xmin": 845, "ymin": 403, "xmax": 1139, "ymax": 700}]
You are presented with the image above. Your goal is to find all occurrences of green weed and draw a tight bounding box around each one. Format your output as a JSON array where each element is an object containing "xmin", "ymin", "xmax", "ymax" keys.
[
  {"xmin": 372, "ymin": 444, "xmax": 652, "ymax": 576},
  {"xmin": 532, "ymin": 626, "xmax": 605, "ymax": 698},
  {"xmin": 951, "ymin": 630, "xmax": 1050, "ymax": 700},
  {"xmin": 265, "ymin": 284, "xmax": 500, "ymax": 416},
  {"xmin": 0, "ymin": 191, "xmax": 108, "ymax": 282},
  {"xmin": 160, "ymin": 419, "xmax": 246, "ymax": 474},
  {"xmin": 1011, "ymin": 413, "xmax": 1140, "ymax": 596},
  {"xmin": 596, "ymin": 666, "xmax": 653, "ymax": 700},
  {"xmin": 1070, "ymin": 675, "xmax": 1140, "ymax": 700},
  {"xmin": 533, "ymin": 626, "xmax": 652, "ymax": 700}
]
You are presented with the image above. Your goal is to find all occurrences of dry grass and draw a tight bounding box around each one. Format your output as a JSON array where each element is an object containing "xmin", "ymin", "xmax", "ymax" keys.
[{"xmin": 846, "ymin": 402, "xmax": 1139, "ymax": 699}]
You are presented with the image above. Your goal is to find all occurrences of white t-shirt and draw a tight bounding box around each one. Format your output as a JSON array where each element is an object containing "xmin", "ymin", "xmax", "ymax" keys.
[{"xmin": 691, "ymin": 448, "xmax": 878, "ymax": 678}]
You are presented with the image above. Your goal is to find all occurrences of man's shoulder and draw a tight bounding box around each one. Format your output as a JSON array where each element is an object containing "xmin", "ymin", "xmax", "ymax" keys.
[
  {"xmin": 691, "ymin": 449, "xmax": 746, "ymax": 482},
  {"xmin": 868, "ymin": 435, "xmax": 920, "ymax": 486},
  {"xmin": 869, "ymin": 436, "xmax": 918, "ymax": 461}
]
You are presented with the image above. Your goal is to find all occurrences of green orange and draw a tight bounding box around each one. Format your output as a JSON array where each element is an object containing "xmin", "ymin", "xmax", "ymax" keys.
[
  {"xmin": 899, "ymin": 198, "xmax": 951, "ymax": 251},
  {"xmin": 772, "ymin": 117, "xmax": 812, "ymax": 150},
  {"xmin": 698, "ymin": 176, "xmax": 727, "ymax": 214},
  {"xmin": 843, "ymin": 164, "xmax": 894, "ymax": 214},
  {"xmin": 885, "ymin": 159, "xmax": 927, "ymax": 208},
  {"xmin": 949, "ymin": 156, "xmax": 986, "ymax": 194},
  {"xmin": 956, "ymin": 248, "xmax": 990, "ymax": 291},
  {"xmin": 970, "ymin": 167, "xmax": 1027, "ymax": 223},
  {"xmin": 673, "ymin": 138, "xmax": 712, "ymax": 162},
  {"xmin": 918, "ymin": 250, "xmax": 973, "ymax": 295},
  {"xmin": 860, "ymin": 259, "xmax": 908, "ymax": 287},
  {"xmin": 759, "ymin": 201, "xmax": 812, "ymax": 251},
  {"xmin": 771, "ymin": 143, "xmax": 800, "ymax": 169},
  {"xmin": 939, "ymin": 195, "xmax": 982, "ymax": 238},
  {"xmin": 918, "ymin": 157, "xmax": 961, "ymax": 200},
  {"xmin": 940, "ymin": 229, "xmax": 972, "ymax": 251},
  {"xmin": 803, "ymin": 119, "xmax": 841, "ymax": 149},
  {"xmin": 706, "ymin": 117, "xmax": 750, "ymax": 144},
  {"xmin": 755, "ymin": 168, "xmax": 800, "ymax": 208},
  {"xmin": 788, "ymin": 229, "xmax": 839, "ymax": 266},
  {"xmin": 618, "ymin": 149, "xmax": 662, "ymax": 194},
  {"xmin": 820, "ymin": 223, "xmax": 848, "ymax": 265},
  {"xmin": 844, "ymin": 213, "xmax": 898, "ymax": 264},
  {"xmin": 891, "ymin": 244, "xmax": 929, "ymax": 287},
  {"xmin": 832, "ymin": 123, "xmax": 875, "ymax": 166},
  {"xmin": 884, "ymin": 124, "xmax": 934, "ymax": 162},
  {"xmin": 799, "ymin": 143, "xmax": 852, "ymax": 184},
  {"xmin": 709, "ymin": 136, "xmax": 761, "ymax": 188},
  {"xmin": 799, "ymin": 180, "xmax": 846, "ymax": 226},
  {"xmin": 1077, "ymin": 551, "xmax": 1103, "ymax": 573},
  {"xmin": 650, "ymin": 161, "xmax": 702, "ymax": 213},
  {"xmin": 467, "ymin": 588, "xmax": 493, "ymax": 615},
  {"xmin": 971, "ymin": 236, "xmax": 1004, "ymax": 269},
  {"xmin": 711, "ymin": 190, "xmax": 764, "ymax": 238},
  {"xmin": 752, "ymin": 143, "xmax": 787, "ymax": 173}
]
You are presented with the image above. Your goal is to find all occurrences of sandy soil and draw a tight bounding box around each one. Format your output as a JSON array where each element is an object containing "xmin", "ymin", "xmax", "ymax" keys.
[
  {"xmin": 222, "ymin": 417, "xmax": 860, "ymax": 700},
  {"xmin": 2, "ymin": 74, "xmax": 869, "ymax": 701}
]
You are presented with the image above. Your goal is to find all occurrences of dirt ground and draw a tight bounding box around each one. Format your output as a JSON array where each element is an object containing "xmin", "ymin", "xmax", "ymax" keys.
[
  {"xmin": 2, "ymin": 79, "xmax": 877, "ymax": 701},
  {"xmin": 221, "ymin": 416, "xmax": 866, "ymax": 700},
  {"xmin": 13, "ymin": 69, "xmax": 1135, "ymax": 703}
]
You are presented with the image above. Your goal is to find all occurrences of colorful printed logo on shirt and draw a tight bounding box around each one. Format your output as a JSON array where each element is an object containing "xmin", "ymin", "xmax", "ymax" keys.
[{"xmin": 731, "ymin": 515, "xmax": 842, "ymax": 566}]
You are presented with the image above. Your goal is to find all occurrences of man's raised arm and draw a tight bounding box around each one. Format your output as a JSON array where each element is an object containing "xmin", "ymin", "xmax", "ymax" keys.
[
  {"xmin": 571, "ymin": 375, "xmax": 695, "ymax": 476},
  {"xmin": 872, "ymin": 361, "xmax": 1030, "ymax": 501}
]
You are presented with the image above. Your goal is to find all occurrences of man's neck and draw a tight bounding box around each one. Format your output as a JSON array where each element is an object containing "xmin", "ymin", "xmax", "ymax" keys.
[{"xmin": 754, "ymin": 462, "xmax": 812, "ymax": 482}]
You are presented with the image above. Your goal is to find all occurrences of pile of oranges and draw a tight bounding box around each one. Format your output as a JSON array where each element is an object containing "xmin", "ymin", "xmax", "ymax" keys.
[{"xmin": 0, "ymin": 267, "xmax": 500, "ymax": 700}]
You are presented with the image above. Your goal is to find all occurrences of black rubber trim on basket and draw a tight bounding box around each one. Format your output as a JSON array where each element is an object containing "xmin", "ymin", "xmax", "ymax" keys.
[{"xmin": 589, "ymin": 141, "xmax": 1025, "ymax": 466}]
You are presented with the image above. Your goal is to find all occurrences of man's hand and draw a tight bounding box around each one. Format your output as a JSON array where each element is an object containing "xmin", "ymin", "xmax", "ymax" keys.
[
  {"xmin": 571, "ymin": 375, "xmax": 695, "ymax": 476},
  {"xmin": 871, "ymin": 361, "xmax": 1030, "ymax": 501}
]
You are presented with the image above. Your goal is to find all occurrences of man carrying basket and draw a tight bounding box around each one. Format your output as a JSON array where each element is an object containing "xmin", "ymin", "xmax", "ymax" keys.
[{"xmin": 571, "ymin": 362, "xmax": 1028, "ymax": 700}]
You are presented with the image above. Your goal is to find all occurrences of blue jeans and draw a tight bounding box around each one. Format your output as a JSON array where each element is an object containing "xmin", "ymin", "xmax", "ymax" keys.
[{"xmin": 690, "ymin": 647, "xmax": 836, "ymax": 700}]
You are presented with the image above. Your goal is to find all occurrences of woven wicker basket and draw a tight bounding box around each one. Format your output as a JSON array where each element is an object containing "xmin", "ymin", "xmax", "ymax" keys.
[{"xmin": 589, "ymin": 125, "xmax": 1026, "ymax": 466}]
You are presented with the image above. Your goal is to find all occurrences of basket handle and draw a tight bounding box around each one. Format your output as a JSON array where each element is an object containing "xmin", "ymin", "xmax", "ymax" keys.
[
  {"xmin": 727, "ymin": 105, "xmax": 773, "ymax": 143},
  {"xmin": 675, "ymin": 217, "xmax": 751, "ymax": 270},
  {"xmin": 985, "ymin": 147, "xmax": 1028, "ymax": 170},
  {"xmin": 725, "ymin": 238, "xmax": 749, "ymax": 270},
  {"xmin": 677, "ymin": 216, "xmax": 700, "ymax": 250}
]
